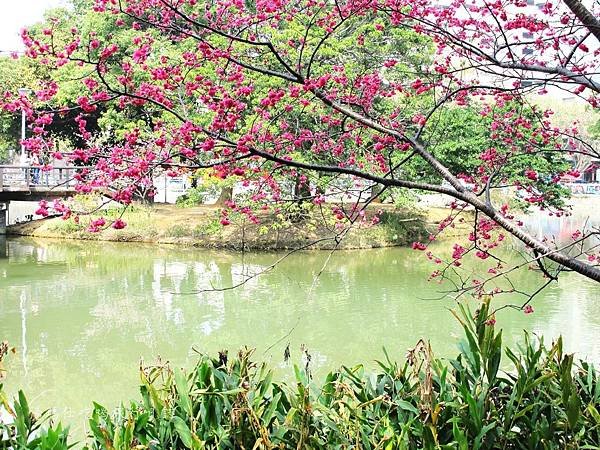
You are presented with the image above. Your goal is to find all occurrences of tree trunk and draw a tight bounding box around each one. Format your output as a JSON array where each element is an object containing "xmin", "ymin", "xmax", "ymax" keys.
[
  {"xmin": 369, "ymin": 184, "xmax": 385, "ymax": 203},
  {"xmin": 214, "ymin": 186, "xmax": 233, "ymax": 206},
  {"xmin": 293, "ymin": 174, "xmax": 311, "ymax": 203}
]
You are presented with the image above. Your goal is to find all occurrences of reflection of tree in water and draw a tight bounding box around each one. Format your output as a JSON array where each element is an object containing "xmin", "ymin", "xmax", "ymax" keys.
[
  {"xmin": 1, "ymin": 237, "xmax": 599, "ymax": 435},
  {"xmin": 2, "ymin": 241, "xmax": 452, "ymax": 385}
]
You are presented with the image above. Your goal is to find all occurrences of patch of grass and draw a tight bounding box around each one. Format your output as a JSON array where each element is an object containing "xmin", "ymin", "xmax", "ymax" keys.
[
  {"xmin": 165, "ymin": 224, "xmax": 193, "ymax": 238},
  {"xmin": 45, "ymin": 219, "xmax": 82, "ymax": 234}
]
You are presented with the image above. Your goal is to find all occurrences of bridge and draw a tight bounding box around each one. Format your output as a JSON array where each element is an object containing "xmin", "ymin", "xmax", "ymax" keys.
[{"xmin": 0, "ymin": 165, "xmax": 87, "ymax": 234}]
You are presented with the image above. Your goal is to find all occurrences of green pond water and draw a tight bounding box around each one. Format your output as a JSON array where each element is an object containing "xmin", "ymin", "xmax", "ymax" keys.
[{"xmin": 0, "ymin": 236, "xmax": 598, "ymax": 433}]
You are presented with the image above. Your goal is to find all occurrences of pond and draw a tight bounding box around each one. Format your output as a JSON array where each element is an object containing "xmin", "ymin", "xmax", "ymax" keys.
[{"xmin": 0, "ymin": 236, "xmax": 599, "ymax": 434}]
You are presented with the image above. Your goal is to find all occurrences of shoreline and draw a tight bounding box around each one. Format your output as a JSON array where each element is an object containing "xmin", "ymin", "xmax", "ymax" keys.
[{"xmin": 6, "ymin": 204, "xmax": 454, "ymax": 251}]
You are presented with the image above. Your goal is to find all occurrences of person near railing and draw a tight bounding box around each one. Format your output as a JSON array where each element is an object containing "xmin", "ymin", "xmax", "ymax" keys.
[
  {"xmin": 30, "ymin": 153, "xmax": 40, "ymax": 184},
  {"xmin": 19, "ymin": 151, "xmax": 30, "ymax": 183}
]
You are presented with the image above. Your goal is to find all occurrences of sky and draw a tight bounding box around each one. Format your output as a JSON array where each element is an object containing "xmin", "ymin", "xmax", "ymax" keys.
[{"xmin": 0, "ymin": 0, "xmax": 69, "ymax": 54}]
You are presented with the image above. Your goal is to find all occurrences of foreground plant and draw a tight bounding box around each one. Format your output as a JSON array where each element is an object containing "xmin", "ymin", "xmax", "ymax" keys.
[
  {"xmin": 0, "ymin": 342, "xmax": 71, "ymax": 450},
  {"xmin": 2, "ymin": 299, "xmax": 600, "ymax": 449}
]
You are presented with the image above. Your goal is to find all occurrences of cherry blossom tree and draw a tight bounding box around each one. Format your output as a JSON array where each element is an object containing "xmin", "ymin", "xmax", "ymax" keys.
[{"xmin": 6, "ymin": 0, "xmax": 600, "ymax": 298}]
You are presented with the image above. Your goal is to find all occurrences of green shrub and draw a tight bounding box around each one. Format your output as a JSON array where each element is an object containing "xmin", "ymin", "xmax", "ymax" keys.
[
  {"xmin": 2, "ymin": 300, "xmax": 600, "ymax": 449},
  {"xmin": 176, "ymin": 187, "xmax": 206, "ymax": 208},
  {"xmin": 391, "ymin": 188, "xmax": 418, "ymax": 209},
  {"xmin": 378, "ymin": 210, "xmax": 426, "ymax": 244}
]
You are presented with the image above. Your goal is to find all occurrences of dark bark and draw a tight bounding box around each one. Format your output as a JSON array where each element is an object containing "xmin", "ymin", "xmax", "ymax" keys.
[
  {"xmin": 563, "ymin": 0, "xmax": 600, "ymax": 44},
  {"xmin": 293, "ymin": 173, "xmax": 311, "ymax": 203}
]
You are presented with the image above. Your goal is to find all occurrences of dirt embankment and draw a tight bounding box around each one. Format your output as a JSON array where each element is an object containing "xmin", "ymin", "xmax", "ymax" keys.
[{"xmin": 6, "ymin": 204, "xmax": 459, "ymax": 250}]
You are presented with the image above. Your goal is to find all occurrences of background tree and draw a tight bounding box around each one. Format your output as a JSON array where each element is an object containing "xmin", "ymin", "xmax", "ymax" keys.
[
  {"xmin": 0, "ymin": 57, "xmax": 39, "ymax": 162},
  {"xmin": 404, "ymin": 104, "xmax": 572, "ymax": 210}
]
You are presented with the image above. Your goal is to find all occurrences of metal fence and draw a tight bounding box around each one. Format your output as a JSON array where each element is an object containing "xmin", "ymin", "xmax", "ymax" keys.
[{"xmin": 0, "ymin": 165, "xmax": 89, "ymax": 191}]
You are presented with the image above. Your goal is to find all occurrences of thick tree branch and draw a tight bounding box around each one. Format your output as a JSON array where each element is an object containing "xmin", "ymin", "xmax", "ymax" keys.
[{"xmin": 563, "ymin": 0, "xmax": 600, "ymax": 44}]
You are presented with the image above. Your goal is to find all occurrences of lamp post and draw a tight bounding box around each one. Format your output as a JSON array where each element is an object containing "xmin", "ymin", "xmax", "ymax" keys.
[{"xmin": 17, "ymin": 88, "xmax": 29, "ymax": 160}]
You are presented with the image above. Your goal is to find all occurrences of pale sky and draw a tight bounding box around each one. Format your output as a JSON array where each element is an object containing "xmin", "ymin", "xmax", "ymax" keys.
[{"xmin": 0, "ymin": 0, "xmax": 69, "ymax": 53}]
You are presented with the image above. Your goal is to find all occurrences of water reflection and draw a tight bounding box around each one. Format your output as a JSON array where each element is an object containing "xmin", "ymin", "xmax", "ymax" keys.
[
  {"xmin": 0, "ymin": 236, "xmax": 6, "ymax": 259},
  {"xmin": 521, "ymin": 201, "xmax": 600, "ymax": 248},
  {"xmin": 0, "ymin": 237, "xmax": 598, "ymax": 433}
]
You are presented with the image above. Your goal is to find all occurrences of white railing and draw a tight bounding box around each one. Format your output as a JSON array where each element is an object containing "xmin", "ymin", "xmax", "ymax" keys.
[{"xmin": 0, "ymin": 165, "xmax": 91, "ymax": 191}]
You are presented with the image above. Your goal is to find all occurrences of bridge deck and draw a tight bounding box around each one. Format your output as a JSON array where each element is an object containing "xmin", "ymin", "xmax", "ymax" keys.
[{"xmin": 0, "ymin": 165, "xmax": 86, "ymax": 202}]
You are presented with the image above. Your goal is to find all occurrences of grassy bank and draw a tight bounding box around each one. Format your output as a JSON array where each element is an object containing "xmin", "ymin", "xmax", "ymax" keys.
[
  {"xmin": 2, "ymin": 299, "xmax": 599, "ymax": 449},
  {"xmin": 7, "ymin": 203, "xmax": 446, "ymax": 250}
]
